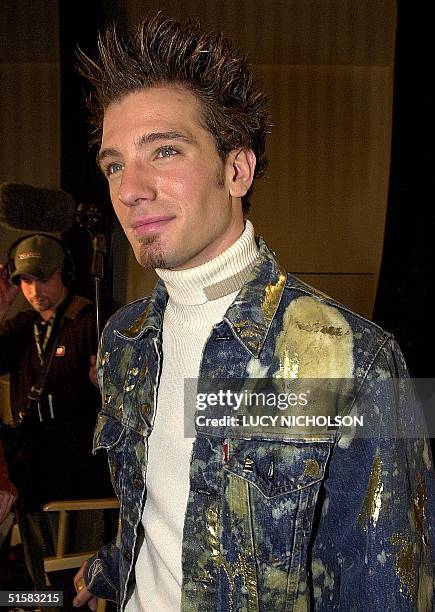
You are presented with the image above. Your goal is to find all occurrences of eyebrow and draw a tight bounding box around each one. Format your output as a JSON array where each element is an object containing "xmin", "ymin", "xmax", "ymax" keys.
[
  {"xmin": 136, "ymin": 131, "xmax": 194, "ymax": 146},
  {"xmin": 97, "ymin": 131, "xmax": 195, "ymax": 168},
  {"xmin": 96, "ymin": 147, "xmax": 120, "ymax": 168}
]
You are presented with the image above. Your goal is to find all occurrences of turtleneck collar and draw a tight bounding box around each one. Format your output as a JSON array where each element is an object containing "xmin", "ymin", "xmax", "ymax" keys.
[{"xmin": 155, "ymin": 220, "xmax": 259, "ymax": 305}]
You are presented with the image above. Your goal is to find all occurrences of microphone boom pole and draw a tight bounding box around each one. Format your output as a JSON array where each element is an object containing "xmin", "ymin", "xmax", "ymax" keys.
[
  {"xmin": 75, "ymin": 203, "xmax": 106, "ymax": 343},
  {"xmin": 91, "ymin": 234, "xmax": 107, "ymax": 342}
]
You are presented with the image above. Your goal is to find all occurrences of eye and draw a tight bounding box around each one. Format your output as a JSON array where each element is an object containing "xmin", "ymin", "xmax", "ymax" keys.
[
  {"xmin": 104, "ymin": 162, "xmax": 124, "ymax": 177},
  {"xmin": 156, "ymin": 145, "xmax": 177, "ymax": 159}
]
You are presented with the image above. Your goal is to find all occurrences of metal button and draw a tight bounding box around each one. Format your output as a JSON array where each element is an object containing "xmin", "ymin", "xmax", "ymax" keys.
[
  {"xmin": 243, "ymin": 457, "xmax": 255, "ymax": 472},
  {"xmin": 133, "ymin": 478, "xmax": 143, "ymax": 489},
  {"xmin": 303, "ymin": 458, "xmax": 321, "ymax": 479}
]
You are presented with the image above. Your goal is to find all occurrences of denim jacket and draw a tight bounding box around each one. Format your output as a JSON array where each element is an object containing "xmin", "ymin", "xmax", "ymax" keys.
[{"xmin": 85, "ymin": 238, "xmax": 434, "ymax": 611}]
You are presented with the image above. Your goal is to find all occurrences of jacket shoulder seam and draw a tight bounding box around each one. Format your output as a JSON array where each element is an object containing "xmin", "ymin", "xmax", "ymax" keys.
[{"xmin": 284, "ymin": 278, "xmax": 386, "ymax": 334}]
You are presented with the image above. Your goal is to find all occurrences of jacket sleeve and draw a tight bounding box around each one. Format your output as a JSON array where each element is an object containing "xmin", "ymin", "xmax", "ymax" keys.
[
  {"xmin": 82, "ymin": 325, "xmax": 121, "ymax": 603},
  {"xmin": 84, "ymin": 539, "xmax": 120, "ymax": 603},
  {"xmin": 311, "ymin": 336, "xmax": 434, "ymax": 611}
]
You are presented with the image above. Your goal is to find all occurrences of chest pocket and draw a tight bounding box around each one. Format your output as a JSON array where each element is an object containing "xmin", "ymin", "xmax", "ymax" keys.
[
  {"xmin": 223, "ymin": 439, "xmax": 331, "ymax": 569},
  {"xmin": 224, "ymin": 439, "xmax": 329, "ymax": 497},
  {"xmin": 94, "ymin": 412, "xmax": 126, "ymax": 498}
]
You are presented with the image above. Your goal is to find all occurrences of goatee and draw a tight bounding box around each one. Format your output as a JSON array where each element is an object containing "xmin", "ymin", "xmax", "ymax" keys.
[{"xmin": 137, "ymin": 235, "xmax": 167, "ymax": 269}]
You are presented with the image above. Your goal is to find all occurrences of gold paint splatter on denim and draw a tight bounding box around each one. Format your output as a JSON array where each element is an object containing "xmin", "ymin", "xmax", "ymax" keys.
[
  {"xmin": 358, "ymin": 455, "xmax": 383, "ymax": 529},
  {"xmin": 294, "ymin": 321, "xmax": 349, "ymax": 337},
  {"xmin": 422, "ymin": 441, "xmax": 432, "ymax": 470},
  {"xmin": 417, "ymin": 567, "xmax": 434, "ymax": 612},
  {"xmin": 139, "ymin": 362, "xmax": 148, "ymax": 380},
  {"xmin": 206, "ymin": 506, "xmax": 234, "ymax": 609},
  {"xmin": 124, "ymin": 383, "xmax": 135, "ymax": 392},
  {"xmin": 231, "ymin": 320, "xmax": 264, "ymax": 353},
  {"xmin": 232, "ymin": 320, "xmax": 263, "ymax": 338},
  {"xmin": 233, "ymin": 555, "xmax": 259, "ymax": 611},
  {"xmin": 275, "ymin": 296, "xmax": 354, "ymax": 379},
  {"xmin": 261, "ymin": 271, "xmax": 286, "ymax": 321},
  {"xmin": 227, "ymin": 475, "xmax": 259, "ymax": 610},
  {"xmin": 303, "ymin": 458, "xmax": 321, "ymax": 479},
  {"xmin": 193, "ymin": 567, "xmax": 214, "ymax": 588},
  {"xmin": 413, "ymin": 473, "xmax": 428, "ymax": 546},
  {"xmin": 262, "ymin": 568, "xmax": 288, "ymax": 609},
  {"xmin": 116, "ymin": 514, "xmax": 122, "ymax": 547},
  {"xmin": 129, "ymin": 367, "xmax": 139, "ymax": 376},
  {"xmin": 312, "ymin": 558, "xmax": 334, "ymax": 592},
  {"xmin": 118, "ymin": 347, "xmax": 134, "ymax": 374},
  {"xmin": 205, "ymin": 506, "xmax": 259, "ymax": 611},
  {"xmin": 274, "ymin": 347, "xmax": 300, "ymax": 379},
  {"xmin": 119, "ymin": 304, "xmax": 151, "ymax": 337},
  {"xmin": 391, "ymin": 534, "xmax": 416, "ymax": 598},
  {"xmin": 293, "ymin": 593, "xmax": 309, "ymax": 612},
  {"xmin": 101, "ymin": 351, "xmax": 110, "ymax": 365}
]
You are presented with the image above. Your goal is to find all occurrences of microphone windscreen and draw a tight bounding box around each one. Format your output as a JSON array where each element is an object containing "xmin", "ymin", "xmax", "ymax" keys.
[{"xmin": 0, "ymin": 182, "xmax": 76, "ymax": 232}]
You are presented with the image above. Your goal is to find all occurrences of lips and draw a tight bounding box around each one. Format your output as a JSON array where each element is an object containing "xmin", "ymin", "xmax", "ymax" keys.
[
  {"xmin": 131, "ymin": 215, "xmax": 174, "ymax": 236},
  {"xmin": 32, "ymin": 299, "xmax": 47, "ymax": 308}
]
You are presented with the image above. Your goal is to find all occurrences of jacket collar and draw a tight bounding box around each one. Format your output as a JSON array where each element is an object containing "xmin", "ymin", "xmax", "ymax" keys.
[
  {"xmin": 116, "ymin": 280, "xmax": 168, "ymax": 339},
  {"xmin": 116, "ymin": 237, "xmax": 286, "ymax": 356},
  {"xmin": 223, "ymin": 237, "xmax": 286, "ymax": 356}
]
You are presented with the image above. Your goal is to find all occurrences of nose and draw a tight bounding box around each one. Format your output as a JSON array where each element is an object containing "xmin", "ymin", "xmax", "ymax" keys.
[
  {"xmin": 25, "ymin": 280, "xmax": 38, "ymax": 297},
  {"xmin": 31, "ymin": 280, "xmax": 45, "ymax": 296},
  {"xmin": 116, "ymin": 162, "xmax": 157, "ymax": 207}
]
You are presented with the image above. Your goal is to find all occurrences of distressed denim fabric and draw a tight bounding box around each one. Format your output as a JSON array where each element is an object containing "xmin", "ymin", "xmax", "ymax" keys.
[{"xmin": 84, "ymin": 238, "xmax": 434, "ymax": 611}]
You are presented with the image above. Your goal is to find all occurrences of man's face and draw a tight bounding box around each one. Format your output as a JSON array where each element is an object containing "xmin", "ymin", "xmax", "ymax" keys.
[
  {"xmin": 20, "ymin": 269, "xmax": 67, "ymax": 318},
  {"xmin": 99, "ymin": 85, "xmax": 253, "ymax": 270}
]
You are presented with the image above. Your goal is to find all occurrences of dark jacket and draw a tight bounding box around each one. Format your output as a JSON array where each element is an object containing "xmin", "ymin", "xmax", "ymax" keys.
[{"xmin": 0, "ymin": 295, "xmax": 110, "ymax": 507}]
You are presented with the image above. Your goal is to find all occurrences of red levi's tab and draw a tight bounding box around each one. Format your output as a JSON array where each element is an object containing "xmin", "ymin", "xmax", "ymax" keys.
[{"xmin": 223, "ymin": 442, "xmax": 229, "ymax": 463}]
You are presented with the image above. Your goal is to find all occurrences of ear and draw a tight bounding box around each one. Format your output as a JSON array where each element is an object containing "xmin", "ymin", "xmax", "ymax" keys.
[{"xmin": 227, "ymin": 149, "xmax": 256, "ymax": 198}]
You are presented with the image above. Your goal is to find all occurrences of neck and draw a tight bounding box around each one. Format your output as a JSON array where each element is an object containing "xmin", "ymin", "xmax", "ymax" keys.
[
  {"xmin": 156, "ymin": 220, "xmax": 259, "ymax": 306},
  {"xmin": 39, "ymin": 309, "xmax": 55, "ymax": 322}
]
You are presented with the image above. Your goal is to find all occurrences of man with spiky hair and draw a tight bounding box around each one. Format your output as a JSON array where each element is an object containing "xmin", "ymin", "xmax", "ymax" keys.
[{"xmin": 73, "ymin": 13, "xmax": 434, "ymax": 612}]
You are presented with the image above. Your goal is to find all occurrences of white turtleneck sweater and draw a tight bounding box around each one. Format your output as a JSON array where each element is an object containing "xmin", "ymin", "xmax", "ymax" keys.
[{"xmin": 125, "ymin": 221, "xmax": 259, "ymax": 612}]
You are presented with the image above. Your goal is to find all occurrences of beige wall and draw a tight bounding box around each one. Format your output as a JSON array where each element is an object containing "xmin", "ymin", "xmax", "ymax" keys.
[{"xmin": 0, "ymin": 0, "xmax": 60, "ymax": 318}]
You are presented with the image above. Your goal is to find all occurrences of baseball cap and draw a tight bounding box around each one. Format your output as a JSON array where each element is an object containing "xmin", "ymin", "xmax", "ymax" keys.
[{"xmin": 10, "ymin": 234, "xmax": 65, "ymax": 285}]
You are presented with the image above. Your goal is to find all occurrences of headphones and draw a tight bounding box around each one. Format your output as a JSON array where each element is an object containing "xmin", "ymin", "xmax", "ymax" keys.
[{"xmin": 7, "ymin": 233, "xmax": 76, "ymax": 288}]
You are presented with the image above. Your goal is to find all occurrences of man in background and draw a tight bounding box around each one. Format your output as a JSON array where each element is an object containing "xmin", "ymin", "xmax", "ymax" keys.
[
  {"xmin": 74, "ymin": 14, "xmax": 434, "ymax": 612},
  {"xmin": 0, "ymin": 234, "xmax": 111, "ymax": 597}
]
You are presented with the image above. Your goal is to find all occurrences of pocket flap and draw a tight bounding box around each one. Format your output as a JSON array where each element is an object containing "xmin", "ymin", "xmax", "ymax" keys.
[
  {"xmin": 224, "ymin": 440, "xmax": 331, "ymax": 498},
  {"xmin": 93, "ymin": 412, "xmax": 126, "ymax": 452}
]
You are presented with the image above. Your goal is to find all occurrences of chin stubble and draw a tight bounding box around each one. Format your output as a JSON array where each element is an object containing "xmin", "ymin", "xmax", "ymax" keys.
[{"xmin": 137, "ymin": 235, "xmax": 167, "ymax": 269}]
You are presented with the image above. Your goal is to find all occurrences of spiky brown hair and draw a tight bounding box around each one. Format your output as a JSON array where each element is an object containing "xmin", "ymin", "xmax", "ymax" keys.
[{"xmin": 77, "ymin": 13, "xmax": 270, "ymax": 212}]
